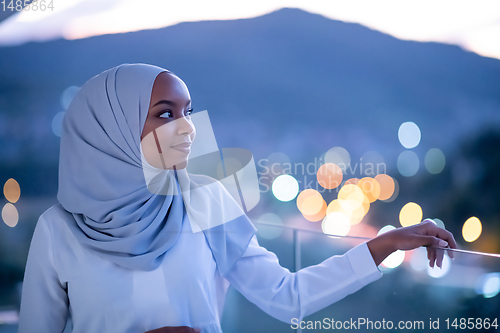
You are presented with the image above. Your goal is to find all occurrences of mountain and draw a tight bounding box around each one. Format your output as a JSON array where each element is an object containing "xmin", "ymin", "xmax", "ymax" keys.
[{"xmin": 1, "ymin": 7, "xmax": 500, "ymax": 195}]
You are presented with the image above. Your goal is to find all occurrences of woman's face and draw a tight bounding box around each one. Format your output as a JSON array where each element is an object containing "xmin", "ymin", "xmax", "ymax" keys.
[{"xmin": 140, "ymin": 72, "xmax": 195, "ymax": 170}]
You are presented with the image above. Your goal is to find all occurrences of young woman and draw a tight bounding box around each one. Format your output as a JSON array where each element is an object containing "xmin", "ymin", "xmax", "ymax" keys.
[{"xmin": 18, "ymin": 63, "xmax": 457, "ymax": 333}]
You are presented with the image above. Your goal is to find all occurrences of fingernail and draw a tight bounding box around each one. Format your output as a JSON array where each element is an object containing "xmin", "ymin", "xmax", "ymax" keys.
[{"xmin": 438, "ymin": 240, "xmax": 448, "ymax": 247}]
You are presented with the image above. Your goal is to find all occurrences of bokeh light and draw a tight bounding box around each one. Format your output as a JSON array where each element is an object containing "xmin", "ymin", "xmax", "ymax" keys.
[
  {"xmin": 324, "ymin": 146, "xmax": 350, "ymax": 172},
  {"xmin": 374, "ymin": 174, "xmax": 395, "ymax": 201},
  {"xmin": 302, "ymin": 196, "xmax": 324, "ymax": 216},
  {"xmin": 353, "ymin": 195, "xmax": 370, "ymax": 223},
  {"xmin": 431, "ymin": 218, "xmax": 446, "ymax": 229},
  {"xmin": 326, "ymin": 199, "xmax": 351, "ymax": 217},
  {"xmin": 272, "ymin": 174, "xmax": 299, "ymax": 202},
  {"xmin": 425, "ymin": 148, "xmax": 446, "ymax": 174},
  {"xmin": 302, "ymin": 198, "xmax": 327, "ymax": 222},
  {"xmin": 397, "ymin": 151, "xmax": 420, "ymax": 177},
  {"xmin": 399, "ymin": 202, "xmax": 423, "ymax": 227},
  {"xmin": 322, "ymin": 212, "xmax": 351, "ymax": 238},
  {"xmin": 2, "ymin": 203, "xmax": 19, "ymax": 227},
  {"xmin": 344, "ymin": 178, "xmax": 360, "ymax": 186},
  {"xmin": 256, "ymin": 213, "xmax": 283, "ymax": 240},
  {"xmin": 347, "ymin": 201, "xmax": 370, "ymax": 225},
  {"xmin": 381, "ymin": 250, "xmax": 405, "ymax": 269},
  {"xmin": 328, "ymin": 196, "xmax": 369, "ymax": 226},
  {"xmin": 357, "ymin": 177, "xmax": 381, "ymax": 203},
  {"xmin": 462, "ymin": 216, "xmax": 482, "ymax": 242},
  {"xmin": 51, "ymin": 111, "xmax": 66, "ymax": 137},
  {"xmin": 297, "ymin": 189, "xmax": 324, "ymax": 216},
  {"xmin": 427, "ymin": 255, "xmax": 451, "ymax": 278},
  {"xmin": 317, "ymin": 163, "xmax": 343, "ymax": 189},
  {"xmin": 3, "ymin": 178, "xmax": 20, "ymax": 203},
  {"xmin": 377, "ymin": 224, "xmax": 396, "ymax": 236},
  {"xmin": 398, "ymin": 121, "xmax": 421, "ymax": 149},
  {"xmin": 60, "ymin": 85, "xmax": 80, "ymax": 110},
  {"xmin": 338, "ymin": 184, "xmax": 364, "ymax": 205},
  {"xmin": 410, "ymin": 247, "xmax": 428, "ymax": 271},
  {"xmin": 337, "ymin": 184, "xmax": 370, "ymax": 224},
  {"xmin": 380, "ymin": 177, "xmax": 399, "ymax": 202},
  {"xmin": 476, "ymin": 273, "xmax": 500, "ymax": 298},
  {"xmin": 482, "ymin": 274, "xmax": 500, "ymax": 298}
]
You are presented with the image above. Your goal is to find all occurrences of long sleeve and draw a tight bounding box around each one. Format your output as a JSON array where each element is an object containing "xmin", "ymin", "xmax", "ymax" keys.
[
  {"xmin": 18, "ymin": 215, "xmax": 70, "ymax": 333},
  {"xmin": 223, "ymin": 235, "xmax": 383, "ymax": 324}
]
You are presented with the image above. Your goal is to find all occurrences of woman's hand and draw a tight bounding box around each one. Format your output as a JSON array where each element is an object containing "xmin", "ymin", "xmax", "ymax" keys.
[
  {"xmin": 145, "ymin": 326, "xmax": 201, "ymax": 333},
  {"xmin": 367, "ymin": 219, "xmax": 457, "ymax": 268}
]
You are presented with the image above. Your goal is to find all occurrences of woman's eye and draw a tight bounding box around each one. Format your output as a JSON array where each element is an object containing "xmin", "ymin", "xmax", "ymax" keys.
[
  {"xmin": 159, "ymin": 111, "xmax": 172, "ymax": 119},
  {"xmin": 158, "ymin": 109, "xmax": 193, "ymax": 119}
]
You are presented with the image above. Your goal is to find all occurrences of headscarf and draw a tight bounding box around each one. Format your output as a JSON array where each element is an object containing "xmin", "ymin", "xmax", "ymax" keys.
[{"xmin": 57, "ymin": 63, "xmax": 257, "ymax": 275}]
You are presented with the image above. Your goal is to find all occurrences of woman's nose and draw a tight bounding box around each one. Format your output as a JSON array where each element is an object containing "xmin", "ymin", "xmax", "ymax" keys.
[{"xmin": 176, "ymin": 116, "xmax": 195, "ymax": 136}]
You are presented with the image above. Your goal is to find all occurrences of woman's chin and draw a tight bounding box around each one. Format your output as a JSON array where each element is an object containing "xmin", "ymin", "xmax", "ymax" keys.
[{"xmin": 173, "ymin": 160, "xmax": 189, "ymax": 170}]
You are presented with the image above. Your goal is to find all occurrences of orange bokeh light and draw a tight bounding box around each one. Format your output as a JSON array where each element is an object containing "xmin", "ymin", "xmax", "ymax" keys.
[
  {"xmin": 297, "ymin": 189, "xmax": 324, "ymax": 216},
  {"xmin": 374, "ymin": 174, "xmax": 395, "ymax": 201},
  {"xmin": 344, "ymin": 178, "xmax": 360, "ymax": 186},
  {"xmin": 317, "ymin": 163, "xmax": 343, "ymax": 189},
  {"xmin": 3, "ymin": 178, "xmax": 20, "ymax": 203},
  {"xmin": 302, "ymin": 199, "xmax": 327, "ymax": 222},
  {"xmin": 336, "ymin": 184, "xmax": 370, "ymax": 225},
  {"xmin": 357, "ymin": 177, "xmax": 381, "ymax": 203}
]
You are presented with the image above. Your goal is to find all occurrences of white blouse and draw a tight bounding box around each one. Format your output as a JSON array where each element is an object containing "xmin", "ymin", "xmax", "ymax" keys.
[{"xmin": 18, "ymin": 204, "xmax": 383, "ymax": 333}]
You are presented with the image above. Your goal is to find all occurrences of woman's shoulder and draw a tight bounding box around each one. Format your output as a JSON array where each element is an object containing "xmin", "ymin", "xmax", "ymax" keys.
[
  {"xmin": 39, "ymin": 203, "xmax": 72, "ymax": 224},
  {"xmin": 35, "ymin": 203, "xmax": 74, "ymax": 236},
  {"xmin": 33, "ymin": 203, "xmax": 86, "ymax": 264}
]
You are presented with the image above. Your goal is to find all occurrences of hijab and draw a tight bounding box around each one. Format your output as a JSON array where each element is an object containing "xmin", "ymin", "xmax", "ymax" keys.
[{"xmin": 57, "ymin": 63, "xmax": 257, "ymax": 275}]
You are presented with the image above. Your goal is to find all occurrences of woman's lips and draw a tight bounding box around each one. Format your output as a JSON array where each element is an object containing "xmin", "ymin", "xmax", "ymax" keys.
[{"xmin": 171, "ymin": 142, "xmax": 191, "ymax": 153}]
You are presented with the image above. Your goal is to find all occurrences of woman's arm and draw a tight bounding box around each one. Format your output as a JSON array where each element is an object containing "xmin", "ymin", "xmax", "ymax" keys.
[
  {"xmin": 223, "ymin": 233, "xmax": 383, "ymax": 324},
  {"xmin": 223, "ymin": 219, "xmax": 456, "ymax": 325},
  {"xmin": 18, "ymin": 216, "xmax": 70, "ymax": 333}
]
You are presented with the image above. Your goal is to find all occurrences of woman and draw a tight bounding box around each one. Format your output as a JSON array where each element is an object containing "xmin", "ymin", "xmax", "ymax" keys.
[{"xmin": 18, "ymin": 63, "xmax": 457, "ymax": 333}]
